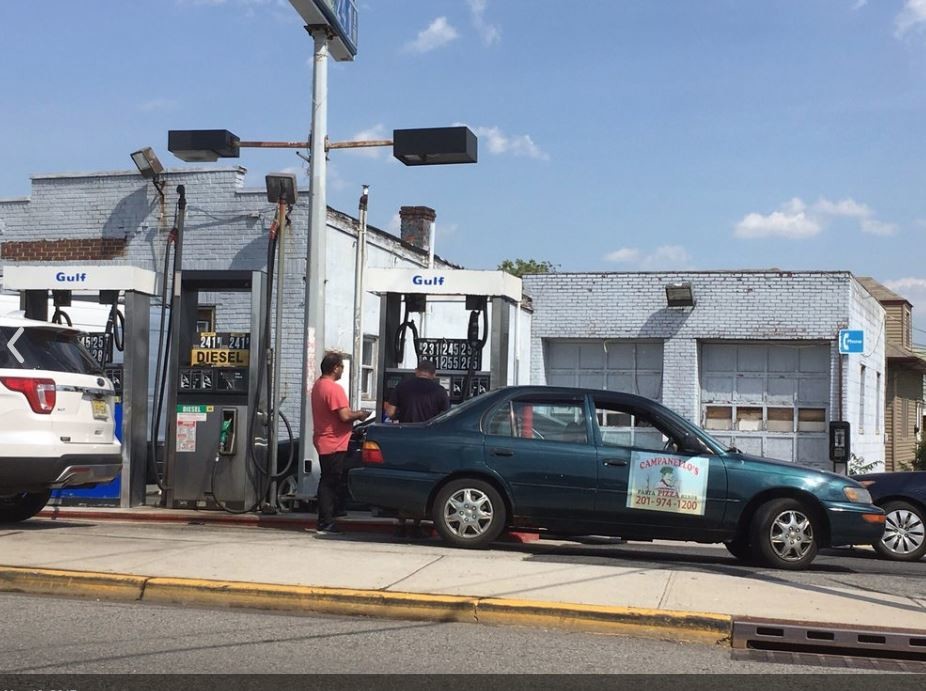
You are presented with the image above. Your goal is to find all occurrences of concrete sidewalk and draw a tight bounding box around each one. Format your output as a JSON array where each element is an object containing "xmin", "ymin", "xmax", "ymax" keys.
[{"xmin": 1, "ymin": 511, "xmax": 925, "ymax": 642}]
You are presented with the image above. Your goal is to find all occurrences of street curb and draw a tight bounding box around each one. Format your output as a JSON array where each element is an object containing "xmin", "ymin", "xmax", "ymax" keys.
[
  {"xmin": 0, "ymin": 566, "xmax": 146, "ymax": 601},
  {"xmin": 0, "ymin": 565, "xmax": 731, "ymax": 645}
]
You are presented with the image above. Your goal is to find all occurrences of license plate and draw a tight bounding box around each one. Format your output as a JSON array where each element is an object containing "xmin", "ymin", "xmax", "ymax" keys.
[{"xmin": 91, "ymin": 399, "xmax": 108, "ymax": 420}]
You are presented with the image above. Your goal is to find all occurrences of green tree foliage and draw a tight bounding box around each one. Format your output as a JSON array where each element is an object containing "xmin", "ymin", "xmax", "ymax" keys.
[
  {"xmin": 915, "ymin": 440, "xmax": 926, "ymax": 471},
  {"xmin": 497, "ymin": 258, "xmax": 557, "ymax": 278}
]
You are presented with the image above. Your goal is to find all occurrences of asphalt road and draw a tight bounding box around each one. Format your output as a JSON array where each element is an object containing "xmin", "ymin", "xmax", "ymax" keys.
[{"xmin": 0, "ymin": 593, "xmax": 886, "ymax": 675}]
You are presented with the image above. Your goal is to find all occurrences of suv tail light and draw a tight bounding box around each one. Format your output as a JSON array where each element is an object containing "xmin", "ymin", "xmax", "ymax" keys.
[
  {"xmin": 1, "ymin": 377, "xmax": 57, "ymax": 414},
  {"xmin": 361, "ymin": 441, "xmax": 384, "ymax": 464}
]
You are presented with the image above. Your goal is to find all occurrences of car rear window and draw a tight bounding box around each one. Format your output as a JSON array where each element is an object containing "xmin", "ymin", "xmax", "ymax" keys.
[{"xmin": 0, "ymin": 326, "xmax": 103, "ymax": 376}]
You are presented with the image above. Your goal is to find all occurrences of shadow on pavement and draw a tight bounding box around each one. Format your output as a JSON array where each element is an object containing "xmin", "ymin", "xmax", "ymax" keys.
[{"xmin": 1, "ymin": 520, "xmax": 93, "ymax": 532}]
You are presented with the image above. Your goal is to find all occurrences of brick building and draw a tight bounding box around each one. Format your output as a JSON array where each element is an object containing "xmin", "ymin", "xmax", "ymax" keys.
[
  {"xmin": 0, "ymin": 167, "xmax": 526, "ymax": 432},
  {"xmin": 523, "ymin": 271, "xmax": 887, "ymax": 471}
]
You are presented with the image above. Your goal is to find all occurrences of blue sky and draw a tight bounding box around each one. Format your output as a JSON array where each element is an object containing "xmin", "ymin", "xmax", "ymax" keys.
[{"xmin": 1, "ymin": 0, "xmax": 925, "ymax": 341}]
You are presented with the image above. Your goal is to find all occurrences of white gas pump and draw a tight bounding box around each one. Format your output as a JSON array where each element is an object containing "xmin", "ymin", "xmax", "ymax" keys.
[{"xmin": 288, "ymin": 267, "xmax": 523, "ymax": 506}]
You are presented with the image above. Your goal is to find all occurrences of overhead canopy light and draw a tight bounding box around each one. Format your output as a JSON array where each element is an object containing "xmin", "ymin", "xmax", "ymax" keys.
[
  {"xmin": 130, "ymin": 147, "xmax": 164, "ymax": 179},
  {"xmin": 265, "ymin": 173, "xmax": 298, "ymax": 205},
  {"xmin": 168, "ymin": 129, "xmax": 241, "ymax": 162},
  {"xmin": 393, "ymin": 127, "xmax": 478, "ymax": 166},
  {"xmin": 665, "ymin": 283, "xmax": 695, "ymax": 308}
]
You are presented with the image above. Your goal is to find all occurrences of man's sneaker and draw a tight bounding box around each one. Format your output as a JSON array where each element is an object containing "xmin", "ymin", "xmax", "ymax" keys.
[{"xmin": 315, "ymin": 523, "xmax": 340, "ymax": 535}]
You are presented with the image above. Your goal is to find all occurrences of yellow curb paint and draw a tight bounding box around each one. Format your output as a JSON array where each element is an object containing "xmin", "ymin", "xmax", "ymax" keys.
[
  {"xmin": 0, "ymin": 566, "xmax": 731, "ymax": 644},
  {"xmin": 475, "ymin": 598, "xmax": 732, "ymax": 645},
  {"xmin": 0, "ymin": 566, "xmax": 145, "ymax": 601},
  {"xmin": 143, "ymin": 578, "xmax": 478, "ymax": 624}
]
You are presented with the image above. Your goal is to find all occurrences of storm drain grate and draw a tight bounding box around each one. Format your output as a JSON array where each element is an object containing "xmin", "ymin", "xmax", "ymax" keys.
[
  {"xmin": 731, "ymin": 648, "xmax": 926, "ymax": 672},
  {"xmin": 732, "ymin": 618, "xmax": 926, "ymax": 663}
]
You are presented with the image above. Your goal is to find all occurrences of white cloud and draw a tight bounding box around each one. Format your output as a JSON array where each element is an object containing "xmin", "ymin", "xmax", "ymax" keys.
[
  {"xmin": 468, "ymin": 0, "xmax": 501, "ymax": 46},
  {"xmin": 735, "ymin": 196, "xmax": 896, "ymax": 239},
  {"xmin": 469, "ymin": 125, "xmax": 549, "ymax": 160},
  {"xmin": 604, "ymin": 248, "xmax": 641, "ymax": 263},
  {"xmin": 812, "ymin": 197, "xmax": 871, "ymax": 218},
  {"xmin": 896, "ymin": 0, "xmax": 926, "ymax": 37},
  {"xmin": 404, "ymin": 17, "xmax": 459, "ymax": 53},
  {"xmin": 781, "ymin": 197, "xmax": 806, "ymax": 214},
  {"xmin": 325, "ymin": 162, "xmax": 350, "ymax": 193},
  {"xmin": 885, "ymin": 278, "xmax": 926, "ymax": 315},
  {"xmin": 137, "ymin": 98, "xmax": 178, "ymax": 112},
  {"xmin": 604, "ymin": 245, "xmax": 691, "ymax": 269},
  {"xmin": 852, "ymin": 0, "xmax": 868, "ymax": 10},
  {"xmin": 734, "ymin": 209, "xmax": 822, "ymax": 239},
  {"xmin": 387, "ymin": 213, "xmax": 401, "ymax": 234},
  {"xmin": 345, "ymin": 124, "xmax": 389, "ymax": 158},
  {"xmin": 861, "ymin": 218, "xmax": 898, "ymax": 236}
]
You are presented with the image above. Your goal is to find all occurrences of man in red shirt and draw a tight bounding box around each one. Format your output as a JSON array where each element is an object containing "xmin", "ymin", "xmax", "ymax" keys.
[{"xmin": 311, "ymin": 351, "xmax": 370, "ymax": 534}]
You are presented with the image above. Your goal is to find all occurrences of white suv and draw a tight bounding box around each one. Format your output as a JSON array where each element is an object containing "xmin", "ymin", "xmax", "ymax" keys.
[{"xmin": 0, "ymin": 314, "xmax": 121, "ymax": 522}]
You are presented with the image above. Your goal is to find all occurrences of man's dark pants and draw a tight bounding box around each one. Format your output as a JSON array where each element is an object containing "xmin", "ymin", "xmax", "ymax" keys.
[{"xmin": 317, "ymin": 450, "xmax": 348, "ymax": 528}]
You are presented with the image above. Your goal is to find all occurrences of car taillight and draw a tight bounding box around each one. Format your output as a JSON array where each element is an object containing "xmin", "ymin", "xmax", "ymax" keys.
[
  {"xmin": 0, "ymin": 377, "xmax": 57, "ymax": 414},
  {"xmin": 362, "ymin": 441, "xmax": 384, "ymax": 464}
]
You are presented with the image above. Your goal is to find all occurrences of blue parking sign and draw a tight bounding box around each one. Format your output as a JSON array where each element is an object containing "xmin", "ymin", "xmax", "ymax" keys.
[{"xmin": 838, "ymin": 329, "xmax": 864, "ymax": 354}]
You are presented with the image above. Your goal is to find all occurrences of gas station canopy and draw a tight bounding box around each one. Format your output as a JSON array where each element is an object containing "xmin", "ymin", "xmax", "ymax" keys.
[
  {"xmin": 2, "ymin": 265, "xmax": 158, "ymax": 295},
  {"xmin": 365, "ymin": 269, "xmax": 522, "ymax": 302}
]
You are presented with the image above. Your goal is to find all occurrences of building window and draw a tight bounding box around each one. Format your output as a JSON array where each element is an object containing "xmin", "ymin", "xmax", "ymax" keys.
[
  {"xmin": 875, "ymin": 372, "xmax": 882, "ymax": 434},
  {"xmin": 859, "ymin": 365, "xmax": 866, "ymax": 433},
  {"xmin": 196, "ymin": 306, "xmax": 216, "ymax": 333},
  {"xmin": 798, "ymin": 408, "xmax": 827, "ymax": 432},
  {"xmin": 361, "ymin": 336, "xmax": 377, "ymax": 400}
]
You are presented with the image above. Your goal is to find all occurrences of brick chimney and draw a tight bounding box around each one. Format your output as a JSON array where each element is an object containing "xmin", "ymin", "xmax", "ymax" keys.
[{"xmin": 399, "ymin": 206, "xmax": 435, "ymax": 254}]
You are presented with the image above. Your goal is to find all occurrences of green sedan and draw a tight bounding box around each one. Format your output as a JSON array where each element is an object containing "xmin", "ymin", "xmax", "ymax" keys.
[{"xmin": 349, "ymin": 386, "xmax": 885, "ymax": 570}]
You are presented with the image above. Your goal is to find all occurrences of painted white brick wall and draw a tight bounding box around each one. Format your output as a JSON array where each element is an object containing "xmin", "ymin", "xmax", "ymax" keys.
[
  {"xmin": 846, "ymin": 277, "xmax": 887, "ymax": 471},
  {"xmin": 524, "ymin": 271, "xmax": 886, "ymax": 469},
  {"xmin": 0, "ymin": 168, "xmax": 510, "ymax": 433}
]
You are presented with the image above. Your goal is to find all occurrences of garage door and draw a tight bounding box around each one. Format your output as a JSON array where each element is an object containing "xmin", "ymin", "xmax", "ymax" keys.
[
  {"xmin": 545, "ymin": 340, "xmax": 663, "ymax": 400},
  {"xmin": 700, "ymin": 342, "xmax": 830, "ymax": 469}
]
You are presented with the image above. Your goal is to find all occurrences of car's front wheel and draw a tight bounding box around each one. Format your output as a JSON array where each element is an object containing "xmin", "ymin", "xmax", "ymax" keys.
[
  {"xmin": 750, "ymin": 498, "xmax": 819, "ymax": 570},
  {"xmin": 723, "ymin": 535, "xmax": 753, "ymax": 562},
  {"xmin": 0, "ymin": 490, "xmax": 51, "ymax": 523},
  {"xmin": 873, "ymin": 500, "xmax": 926, "ymax": 562},
  {"xmin": 432, "ymin": 479, "xmax": 506, "ymax": 549}
]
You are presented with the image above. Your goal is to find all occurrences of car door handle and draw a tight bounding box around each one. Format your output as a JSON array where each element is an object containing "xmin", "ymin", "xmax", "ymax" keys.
[
  {"xmin": 490, "ymin": 448, "xmax": 514, "ymax": 457},
  {"xmin": 602, "ymin": 459, "xmax": 628, "ymax": 467}
]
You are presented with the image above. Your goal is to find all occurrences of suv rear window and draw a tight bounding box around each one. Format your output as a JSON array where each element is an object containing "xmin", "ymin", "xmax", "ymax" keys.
[{"xmin": 0, "ymin": 326, "xmax": 103, "ymax": 376}]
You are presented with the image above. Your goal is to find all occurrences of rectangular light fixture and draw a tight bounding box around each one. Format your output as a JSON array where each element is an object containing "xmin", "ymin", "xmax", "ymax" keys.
[
  {"xmin": 265, "ymin": 173, "xmax": 298, "ymax": 204},
  {"xmin": 168, "ymin": 129, "xmax": 241, "ymax": 162},
  {"xmin": 665, "ymin": 283, "xmax": 695, "ymax": 308},
  {"xmin": 393, "ymin": 127, "xmax": 478, "ymax": 166},
  {"xmin": 130, "ymin": 147, "xmax": 164, "ymax": 179}
]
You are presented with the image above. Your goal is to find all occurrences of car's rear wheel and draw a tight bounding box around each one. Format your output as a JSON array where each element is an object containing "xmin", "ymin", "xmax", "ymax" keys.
[
  {"xmin": 432, "ymin": 479, "xmax": 506, "ymax": 549},
  {"xmin": 0, "ymin": 490, "xmax": 51, "ymax": 523},
  {"xmin": 750, "ymin": 498, "xmax": 819, "ymax": 570},
  {"xmin": 873, "ymin": 500, "xmax": 926, "ymax": 562}
]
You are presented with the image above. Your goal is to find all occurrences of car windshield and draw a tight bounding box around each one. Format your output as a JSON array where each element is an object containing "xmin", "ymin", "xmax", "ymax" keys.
[
  {"xmin": 652, "ymin": 402, "xmax": 730, "ymax": 455},
  {"xmin": 0, "ymin": 326, "xmax": 103, "ymax": 376}
]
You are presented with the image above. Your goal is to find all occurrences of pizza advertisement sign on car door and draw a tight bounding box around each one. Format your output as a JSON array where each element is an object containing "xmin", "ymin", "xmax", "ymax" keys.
[{"xmin": 626, "ymin": 451, "xmax": 710, "ymax": 516}]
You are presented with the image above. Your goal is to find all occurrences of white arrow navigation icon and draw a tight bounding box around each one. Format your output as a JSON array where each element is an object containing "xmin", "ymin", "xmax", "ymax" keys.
[{"xmin": 8, "ymin": 327, "xmax": 25, "ymax": 364}]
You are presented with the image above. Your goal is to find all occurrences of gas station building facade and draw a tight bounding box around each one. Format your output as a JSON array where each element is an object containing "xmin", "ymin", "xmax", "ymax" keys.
[{"xmin": 0, "ymin": 167, "xmax": 898, "ymax": 478}]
